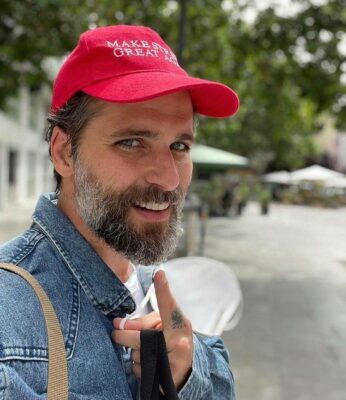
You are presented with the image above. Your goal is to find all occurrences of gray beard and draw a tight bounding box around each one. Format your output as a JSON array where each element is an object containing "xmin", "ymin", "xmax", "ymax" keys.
[{"xmin": 73, "ymin": 158, "xmax": 184, "ymax": 265}]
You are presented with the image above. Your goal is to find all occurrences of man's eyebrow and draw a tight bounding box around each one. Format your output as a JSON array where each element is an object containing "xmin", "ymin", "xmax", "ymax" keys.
[
  {"xmin": 110, "ymin": 129, "xmax": 159, "ymax": 139},
  {"xmin": 177, "ymin": 132, "xmax": 195, "ymax": 143},
  {"xmin": 109, "ymin": 129, "xmax": 195, "ymax": 142}
]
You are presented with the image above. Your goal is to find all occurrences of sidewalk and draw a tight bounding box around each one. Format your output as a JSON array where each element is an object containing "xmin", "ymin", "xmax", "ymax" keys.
[{"xmin": 208, "ymin": 202, "xmax": 346, "ymax": 400}]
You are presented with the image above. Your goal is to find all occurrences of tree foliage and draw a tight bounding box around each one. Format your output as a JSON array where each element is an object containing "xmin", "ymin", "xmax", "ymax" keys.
[{"xmin": 0, "ymin": 0, "xmax": 345, "ymax": 171}]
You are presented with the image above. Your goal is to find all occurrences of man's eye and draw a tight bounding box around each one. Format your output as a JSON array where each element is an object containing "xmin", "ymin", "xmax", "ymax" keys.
[
  {"xmin": 116, "ymin": 139, "xmax": 140, "ymax": 148},
  {"xmin": 171, "ymin": 142, "xmax": 190, "ymax": 152}
]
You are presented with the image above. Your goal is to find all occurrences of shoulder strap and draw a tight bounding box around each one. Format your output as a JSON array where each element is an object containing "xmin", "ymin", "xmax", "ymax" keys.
[
  {"xmin": 140, "ymin": 330, "xmax": 179, "ymax": 400},
  {"xmin": 0, "ymin": 263, "xmax": 68, "ymax": 400}
]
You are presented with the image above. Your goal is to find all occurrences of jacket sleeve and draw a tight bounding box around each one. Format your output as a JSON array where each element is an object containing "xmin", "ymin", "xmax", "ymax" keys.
[{"xmin": 178, "ymin": 333, "xmax": 236, "ymax": 400}]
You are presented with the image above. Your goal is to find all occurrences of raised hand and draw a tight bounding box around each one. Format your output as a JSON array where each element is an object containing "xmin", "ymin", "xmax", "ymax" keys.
[{"xmin": 112, "ymin": 270, "xmax": 194, "ymax": 389}]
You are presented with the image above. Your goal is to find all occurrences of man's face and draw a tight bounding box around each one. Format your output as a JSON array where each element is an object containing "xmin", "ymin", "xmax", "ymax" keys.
[{"xmin": 72, "ymin": 91, "xmax": 194, "ymax": 265}]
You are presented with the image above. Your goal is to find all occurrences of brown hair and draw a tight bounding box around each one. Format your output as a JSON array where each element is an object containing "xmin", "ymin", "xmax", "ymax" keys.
[{"xmin": 46, "ymin": 92, "xmax": 102, "ymax": 193}]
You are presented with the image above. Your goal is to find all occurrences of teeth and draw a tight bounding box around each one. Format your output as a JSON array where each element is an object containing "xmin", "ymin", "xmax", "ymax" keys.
[{"xmin": 135, "ymin": 201, "xmax": 169, "ymax": 211}]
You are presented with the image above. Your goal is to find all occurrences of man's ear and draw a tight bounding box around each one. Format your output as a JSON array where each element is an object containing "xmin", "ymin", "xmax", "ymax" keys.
[{"xmin": 50, "ymin": 126, "xmax": 74, "ymax": 178}]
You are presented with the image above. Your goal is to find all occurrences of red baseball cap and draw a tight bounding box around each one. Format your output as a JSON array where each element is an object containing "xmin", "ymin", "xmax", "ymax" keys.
[{"xmin": 51, "ymin": 25, "xmax": 239, "ymax": 118}]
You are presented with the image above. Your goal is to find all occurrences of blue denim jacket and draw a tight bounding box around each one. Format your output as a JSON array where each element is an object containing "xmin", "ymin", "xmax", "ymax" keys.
[{"xmin": 0, "ymin": 193, "xmax": 235, "ymax": 399}]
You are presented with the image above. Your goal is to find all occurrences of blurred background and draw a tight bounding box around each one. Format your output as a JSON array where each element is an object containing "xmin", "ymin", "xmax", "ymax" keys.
[{"xmin": 0, "ymin": 0, "xmax": 345, "ymax": 399}]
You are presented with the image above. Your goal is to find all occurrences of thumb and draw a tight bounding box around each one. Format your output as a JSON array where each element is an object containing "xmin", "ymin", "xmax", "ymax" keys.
[{"xmin": 154, "ymin": 270, "xmax": 186, "ymax": 331}]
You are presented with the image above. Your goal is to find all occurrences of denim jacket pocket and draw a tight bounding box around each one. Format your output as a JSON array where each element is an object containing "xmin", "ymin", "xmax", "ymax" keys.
[{"xmin": 0, "ymin": 269, "xmax": 80, "ymax": 362}]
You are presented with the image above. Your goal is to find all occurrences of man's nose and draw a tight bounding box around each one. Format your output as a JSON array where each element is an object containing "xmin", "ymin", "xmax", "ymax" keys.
[{"xmin": 144, "ymin": 150, "xmax": 180, "ymax": 191}]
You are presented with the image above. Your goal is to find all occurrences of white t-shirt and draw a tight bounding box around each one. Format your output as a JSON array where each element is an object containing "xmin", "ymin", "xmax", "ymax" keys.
[{"xmin": 124, "ymin": 264, "xmax": 151, "ymax": 318}]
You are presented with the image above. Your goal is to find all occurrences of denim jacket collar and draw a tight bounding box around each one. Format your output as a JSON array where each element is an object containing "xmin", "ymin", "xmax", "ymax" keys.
[{"xmin": 32, "ymin": 192, "xmax": 136, "ymax": 318}]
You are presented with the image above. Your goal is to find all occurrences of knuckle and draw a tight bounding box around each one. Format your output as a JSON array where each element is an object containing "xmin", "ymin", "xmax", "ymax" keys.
[
  {"xmin": 183, "ymin": 317, "xmax": 192, "ymax": 331},
  {"xmin": 170, "ymin": 335, "xmax": 192, "ymax": 352},
  {"xmin": 177, "ymin": 336, "xmax": 192, "ymax": 351},
  {"xmin": 166, "ymin": 297, "xmax": 176, "ymax": 311}
]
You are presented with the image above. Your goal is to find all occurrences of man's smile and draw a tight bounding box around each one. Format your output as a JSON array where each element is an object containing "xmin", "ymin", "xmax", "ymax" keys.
[
  {"xmin": 132, "ymin": 201, "xmax": 171, "ymax": 222},
  {"xmin": 134, "ymin": 201, "xmax": 170, "ymax": 211}
]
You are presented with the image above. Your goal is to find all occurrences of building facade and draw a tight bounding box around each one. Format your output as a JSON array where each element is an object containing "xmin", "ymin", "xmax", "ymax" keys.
[
  {"xmin": 315, "ymin": 117, "xmax": 346, "ymax": 173},
  {"xmin": 0, "ymin": 86, "xmax": 54, "ymax": 210}
]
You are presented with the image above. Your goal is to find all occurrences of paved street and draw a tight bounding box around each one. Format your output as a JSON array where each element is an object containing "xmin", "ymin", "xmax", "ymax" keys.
[
  {"xmin": 1, "ymin": 201, "xmax": 346, "ymax": 399},
  {"xmin": 204, "ymin": 203, "xmax": 346, "ymax": 400}
]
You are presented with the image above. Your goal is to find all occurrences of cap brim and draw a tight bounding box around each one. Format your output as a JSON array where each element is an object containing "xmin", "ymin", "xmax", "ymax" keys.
[{"xmin": 82, "ymin": 71, "xmax": 239, "ymax": 118}]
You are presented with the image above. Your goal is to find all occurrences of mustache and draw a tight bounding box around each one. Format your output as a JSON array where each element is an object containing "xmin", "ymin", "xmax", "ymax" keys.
[
  {"xmin": 103, "ymin": 185, "xmax": 185, "ymax": 208},
  {"xmin": 127, "ymin": 186, "xmax": 185, "ymax": 206}
]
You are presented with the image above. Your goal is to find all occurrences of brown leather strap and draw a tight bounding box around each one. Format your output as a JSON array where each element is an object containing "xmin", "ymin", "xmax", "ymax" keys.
[{"xmin": 0, "ymin": 263, "xmax": 68, "ymax": 400}]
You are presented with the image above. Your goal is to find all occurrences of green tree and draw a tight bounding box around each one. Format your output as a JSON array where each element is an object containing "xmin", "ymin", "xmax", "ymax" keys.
[
  {"xmin": 195, "ymin": 0, "xmax": 345, "ymax": 171},
  {"xmin": 1, "ymin": 0, "xmax": 345, "ymax": 171}
]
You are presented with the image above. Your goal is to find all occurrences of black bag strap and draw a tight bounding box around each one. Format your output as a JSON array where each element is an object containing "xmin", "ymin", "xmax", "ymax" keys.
[{"xmin": 140, "ymin": 330, "xmax": 179, "ymax": 400}]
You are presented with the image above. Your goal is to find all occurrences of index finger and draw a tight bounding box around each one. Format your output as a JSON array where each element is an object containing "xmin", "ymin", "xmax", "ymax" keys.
[{"xmin": 153, "ymin": 270, "xmax": 186, "ymax": 331}]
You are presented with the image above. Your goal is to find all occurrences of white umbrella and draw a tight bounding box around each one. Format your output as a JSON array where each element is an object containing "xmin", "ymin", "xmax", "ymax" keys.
[
  {"xmin": 263, "ymin": 171, "xmax": 291, "ymax": 184},
  {"xmin": 290, "ymin": 165, "xmax": 344, "ymax": 183},
  {"xmin": 324, "ymin": 176, "xmax": 346, "ymax": 188}
]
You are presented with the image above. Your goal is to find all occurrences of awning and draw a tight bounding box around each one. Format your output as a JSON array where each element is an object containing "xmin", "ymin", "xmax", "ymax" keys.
[{"xmin": 191, "ymin": 144, "xmax": 248, "ymax": 169}]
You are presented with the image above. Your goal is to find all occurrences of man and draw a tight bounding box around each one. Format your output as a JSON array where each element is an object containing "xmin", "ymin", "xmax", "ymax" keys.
[{"xmin": 0, "ymin": 25, "xmax": 239, "ymax": 399}]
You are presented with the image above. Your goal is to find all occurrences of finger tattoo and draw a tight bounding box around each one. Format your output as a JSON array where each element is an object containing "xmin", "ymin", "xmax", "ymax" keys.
[{"xmin": 171, "ymin": 308, "xmax": 186, "ymax": 329}]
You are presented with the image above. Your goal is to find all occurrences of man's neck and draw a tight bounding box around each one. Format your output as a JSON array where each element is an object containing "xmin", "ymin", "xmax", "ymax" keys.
[{"xmin": 57, "ymin": 191, "xmax": 132, "ymax": 283}]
